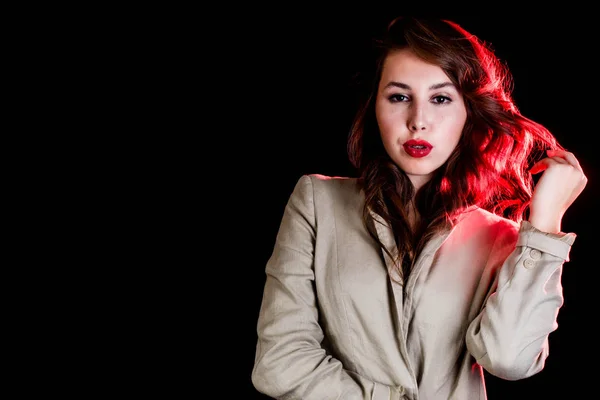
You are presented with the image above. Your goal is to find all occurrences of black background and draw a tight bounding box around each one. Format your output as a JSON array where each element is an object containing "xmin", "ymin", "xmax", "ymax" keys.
[{"xmin": 223, "ymin": 11, "xmax": 598, "ymax": 399}]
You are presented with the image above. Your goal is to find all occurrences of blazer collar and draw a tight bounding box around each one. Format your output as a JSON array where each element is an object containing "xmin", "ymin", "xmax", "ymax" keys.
[{"xmin": 367, "ymin": 206, "xmax": 478, "ymax": 283}]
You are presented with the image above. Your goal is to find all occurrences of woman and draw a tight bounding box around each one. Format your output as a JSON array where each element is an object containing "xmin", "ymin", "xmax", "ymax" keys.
[{"xmin": 251, "ymin": 17, "xmax": 587, "ymax": 400}]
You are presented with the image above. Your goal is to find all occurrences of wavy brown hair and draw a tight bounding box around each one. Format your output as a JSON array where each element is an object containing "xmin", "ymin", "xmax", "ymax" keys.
[{"xmin": 347, "ymin": 17, "xmax": 562, "ymax": 282}]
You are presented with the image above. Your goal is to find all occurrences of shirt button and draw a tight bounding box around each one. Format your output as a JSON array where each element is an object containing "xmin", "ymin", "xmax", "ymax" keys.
[
  {"xmin": 530, "ymin": 249, "xmax": 542, "ymax": 260},
  {"xmin": 524, "ymin": 258, "xmax": 535, "ymax": 269}
]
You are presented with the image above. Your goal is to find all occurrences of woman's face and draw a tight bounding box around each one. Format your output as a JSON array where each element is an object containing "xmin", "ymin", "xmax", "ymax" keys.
[{"xmin": 375, "ymin": 48, "xmax": 467, "ymax": 191}]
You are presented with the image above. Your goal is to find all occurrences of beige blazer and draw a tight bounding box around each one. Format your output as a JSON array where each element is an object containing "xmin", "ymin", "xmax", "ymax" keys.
[{"xmin": 252, "ymin": 174, "xmax": 575, "ymax": 400}]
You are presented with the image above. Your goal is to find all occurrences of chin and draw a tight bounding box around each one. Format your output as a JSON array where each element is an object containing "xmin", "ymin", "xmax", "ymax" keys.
[
  {"xmin": 402, "ymin": 167, "xmax": 436, "ymax": 185},
  {"xmin": 399, "ymin": 165, "xmax": 436, "ymax": 177}
]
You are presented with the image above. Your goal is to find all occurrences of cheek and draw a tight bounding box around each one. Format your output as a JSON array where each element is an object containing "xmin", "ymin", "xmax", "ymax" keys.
[
  {"xmin": 375, "ymin": 110, "xmax": 396, "ymax": 154},
  {"xmin": 439, "ymin": 118, "xmax": 466, "ymax": 153},
  {"xmin": 376, "ymin": 104, "xmax": 403, "ymax": 136},
  {"xmin": 377, "ymin": 117, "xmax": 397, "ymax": 150},
  {"xmin": 440, "ymin": 109, "xmax": 467, "ymax": 137}
]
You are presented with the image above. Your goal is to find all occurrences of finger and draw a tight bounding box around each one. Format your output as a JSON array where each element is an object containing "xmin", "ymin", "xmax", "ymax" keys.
[
  {"xmin": 529, "ymin": 157, "xmax": 565, "ymax": 174},
  {"xmin": 530, "ymin": 158, "xmax": 550, "ymax": 174},
  {"xmin": 547, "ymin": 156, "xmax": 568, "ymax": 164},
  {"xmin": 548, "ymin": 149, "xmax": 583, "ymax": 171}
]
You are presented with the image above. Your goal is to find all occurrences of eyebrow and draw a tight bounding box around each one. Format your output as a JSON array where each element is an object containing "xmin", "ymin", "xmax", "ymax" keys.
[{"xmin": 383, "ymin": 81, "xmax": 455, "ymax": 91}]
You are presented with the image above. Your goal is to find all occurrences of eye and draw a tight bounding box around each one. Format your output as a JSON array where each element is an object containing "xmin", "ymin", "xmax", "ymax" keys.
[
  {"xmin": 388, "ymin": 94, "xmax": 408, "ymax": 103},
  {"xmin": 432, "ymin": 95, "xmax": 452, "ymax": 104}
]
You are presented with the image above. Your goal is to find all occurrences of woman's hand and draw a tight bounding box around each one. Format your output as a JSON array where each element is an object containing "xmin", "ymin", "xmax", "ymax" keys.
[{"xmin": 527, "ymin": 149, "xmax": 587, "ymax": 233}]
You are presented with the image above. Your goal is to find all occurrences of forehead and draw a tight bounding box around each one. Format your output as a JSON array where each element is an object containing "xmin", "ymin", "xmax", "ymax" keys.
[{"xmin": 380, "ymin": 48, "xmax": 450, "ymax": 85}]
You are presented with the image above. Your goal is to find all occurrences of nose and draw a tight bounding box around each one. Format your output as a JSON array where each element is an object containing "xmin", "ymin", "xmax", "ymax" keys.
[
  {"xmin": 410, "ymin": 123, "xmax": 426, "ymax": 132},
  {"xmin": 408, "ymin": 106, "xmax": 428, "ymax": 132}
]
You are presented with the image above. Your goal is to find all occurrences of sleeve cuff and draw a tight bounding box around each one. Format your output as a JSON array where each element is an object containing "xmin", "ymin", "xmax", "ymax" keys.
[
  {"xmin": 517, "ymin": 221, "xmax": 576, "ymax": 261},
  {"xmin": 520, "ymin": 221, "xmax": 576, "ymax": 245}
]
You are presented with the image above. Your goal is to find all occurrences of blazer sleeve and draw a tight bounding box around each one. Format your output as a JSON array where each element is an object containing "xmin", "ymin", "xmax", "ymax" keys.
[
  {"xmin": 465, "ymin": 220, "xmax": 577, "ymax": 380},
  {"xmin": 252, "ymin": 175, "xmax": 404, "ymax": 400}
]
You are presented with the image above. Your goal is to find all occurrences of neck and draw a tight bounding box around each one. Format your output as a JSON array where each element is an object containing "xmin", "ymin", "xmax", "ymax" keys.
[{"xmin": 407, "ymin": 201, "xmax": 420, "ymax": 233}]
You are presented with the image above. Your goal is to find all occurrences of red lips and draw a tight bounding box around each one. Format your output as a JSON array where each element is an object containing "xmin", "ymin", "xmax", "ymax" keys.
[{"xmin": 403, "ymin": 139, "xmax": 433, "ymax": 158}]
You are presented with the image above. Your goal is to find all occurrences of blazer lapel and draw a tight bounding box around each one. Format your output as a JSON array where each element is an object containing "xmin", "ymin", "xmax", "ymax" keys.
[{"xmin": 368, "ymin": 207, "xmax": 403, "ymax": 285}]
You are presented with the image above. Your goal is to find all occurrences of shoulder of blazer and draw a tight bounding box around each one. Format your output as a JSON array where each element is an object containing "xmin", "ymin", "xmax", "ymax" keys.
[{"xmin": 304, "ymin": 173, "xmax": 361, "ymax": 199}]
